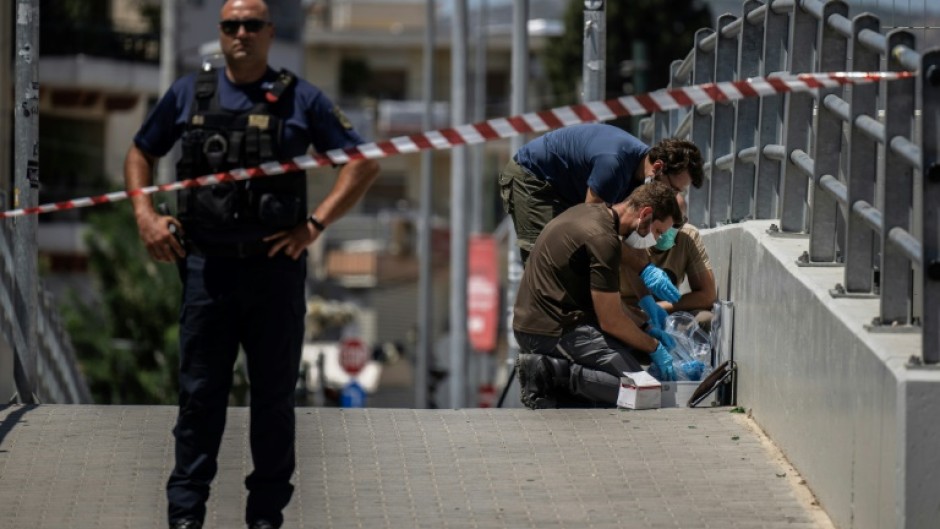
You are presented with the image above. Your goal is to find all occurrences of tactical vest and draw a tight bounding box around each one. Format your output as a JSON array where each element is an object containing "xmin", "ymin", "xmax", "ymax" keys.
[{"xmin": 176, "ymin": 67, "xmax": 307, "ymax": 236}]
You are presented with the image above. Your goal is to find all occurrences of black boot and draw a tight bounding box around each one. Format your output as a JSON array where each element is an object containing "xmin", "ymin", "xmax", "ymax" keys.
[
  {"xmin": 516, "ymin": 353, "xmax": 556, "ymax": 409},
  {"xmin": 544, "ymin": 356, "xmax": 615, "ymax": 408},
  {"xmin": 543, "ymin": 356, "xmax": 586, "ymax": 408},
  {"xmin": 542, "ymin": 355, "xmax": 570, "ymax": 390}
]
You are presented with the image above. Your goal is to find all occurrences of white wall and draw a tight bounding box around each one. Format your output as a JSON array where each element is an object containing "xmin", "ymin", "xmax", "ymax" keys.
[{"xmin": 702, "ymin": 220, "xmax": 940, "ymax": 529}]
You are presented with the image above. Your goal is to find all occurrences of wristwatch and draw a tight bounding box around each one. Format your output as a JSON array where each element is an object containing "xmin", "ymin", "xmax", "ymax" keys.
[{"xmin": 307, "ymin": 214, "xmax": 326, "ymax": 231}]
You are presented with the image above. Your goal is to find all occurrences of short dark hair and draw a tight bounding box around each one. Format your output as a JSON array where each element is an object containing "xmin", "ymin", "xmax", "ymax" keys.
[
  {"xmin": 626, "ymin": 181, "xmax": 682, "ymax": 224},
  {"xmin": 648, "ymin": 138, "xmax": 704, "ymax": 188}
]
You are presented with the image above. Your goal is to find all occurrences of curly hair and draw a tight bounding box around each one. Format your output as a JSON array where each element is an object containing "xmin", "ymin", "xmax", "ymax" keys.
[
  {"xmin": 626, "ymin": 181, "xmax": 682, "ymax": 225},
  {"xmin": 648, "ymin": 138, "xmax": 705, "ymax": 188}
]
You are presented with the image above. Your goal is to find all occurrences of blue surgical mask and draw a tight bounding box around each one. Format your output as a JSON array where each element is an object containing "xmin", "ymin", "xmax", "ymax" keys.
[{"xmin": 654, "ymin": 227, "xmax": 678, "ymax": 251}]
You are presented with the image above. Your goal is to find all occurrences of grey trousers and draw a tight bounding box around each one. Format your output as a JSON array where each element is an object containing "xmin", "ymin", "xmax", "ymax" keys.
[{"xmin": 515, "ymin": 325, "xmax": 644, "ymax": 404}]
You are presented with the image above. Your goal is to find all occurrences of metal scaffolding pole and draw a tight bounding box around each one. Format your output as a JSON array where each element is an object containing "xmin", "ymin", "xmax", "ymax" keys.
[
  {"xmin": 449, "ymin": 0, "xmax": 469, "ymax": 409},
  {"xmin": 582, "ymin": 0, "xmax": 606, "ymax": 102},
  {"xmin": 12, "ymin": 0, "xmax": 39, "ymax": 404},
  {"xmin": 470, "ymin": 0, "xmax": 488, "ymax": 235},
  {"xmin": 157, "ymin": 0, "xmax": 177, "ymax": 185},
  {"xmin": 498, "ymin": 0, "xmax": 528, "ymax": 408},
  {"xmin": 469, "ymin": 0, "xmax": 489, "ymax": 405},
  {"xmin": 415, "ymin": 0, "xmax": 436, "ymax": 409}
]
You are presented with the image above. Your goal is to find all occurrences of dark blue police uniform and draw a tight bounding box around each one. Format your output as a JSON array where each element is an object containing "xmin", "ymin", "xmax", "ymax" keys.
[{"xmin": 134, "ymin": 67, "xmax": 364, "ymax": 527}]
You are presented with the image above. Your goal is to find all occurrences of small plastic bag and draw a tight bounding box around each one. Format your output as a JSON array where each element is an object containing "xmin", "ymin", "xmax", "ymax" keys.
[
  {"xmin": 665, "ymin": 311, "xmax": 699, "ymax": 337},
  {"xmin": 663, "ymin": 312, "xmax": 713, "ymax": 382}
]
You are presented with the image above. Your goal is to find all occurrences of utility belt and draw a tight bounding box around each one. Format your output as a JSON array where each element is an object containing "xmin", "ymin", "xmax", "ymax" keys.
[{"xmin": 186, "ymin": 238, "xmax": 270, "ymax": 259}]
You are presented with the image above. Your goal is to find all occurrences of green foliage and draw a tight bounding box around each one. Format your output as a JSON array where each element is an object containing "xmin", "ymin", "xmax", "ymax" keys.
[
  {"xmin": 544, "ymin": 0, "xmax": 712, "ymax": 106},
  {"xmin": 62, "ymin": 202, "xmax": 182, "ymax": 404}
]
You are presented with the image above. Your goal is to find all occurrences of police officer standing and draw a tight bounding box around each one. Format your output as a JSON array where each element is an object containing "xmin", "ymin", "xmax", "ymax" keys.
[{"xmin": 124, "ymin": 1, "xmax": 379, "ymax": 528}]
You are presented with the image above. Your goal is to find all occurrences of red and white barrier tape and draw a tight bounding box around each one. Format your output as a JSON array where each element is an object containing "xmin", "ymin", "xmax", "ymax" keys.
[{"xmin": 0, "ymin": 71, "xmax": 913, "ymax": 219}]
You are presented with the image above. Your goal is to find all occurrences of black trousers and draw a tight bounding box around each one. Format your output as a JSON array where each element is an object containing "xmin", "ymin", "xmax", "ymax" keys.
[
  {"xmin": 515, "ymin": 325, "xmax": 644, "ymax": 404},
  {"xmin": 167, "ymin": 253, "xmax": 306, "ymax": 528}
]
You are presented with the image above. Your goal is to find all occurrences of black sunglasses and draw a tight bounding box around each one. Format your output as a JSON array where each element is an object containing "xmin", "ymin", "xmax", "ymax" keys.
[{"xmin": 219, "ymin": 18, "xmax": 270, "ymax": 36}]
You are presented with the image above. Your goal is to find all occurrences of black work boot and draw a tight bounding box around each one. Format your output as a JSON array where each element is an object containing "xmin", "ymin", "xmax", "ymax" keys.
[
  {"xmin": 516, "ymin": 353, "xmax": 556, "ymax": 409},
  {"xmin": 544, "ymin": 356, "xmax": 593, "ymax": 408},
  {"xmin": 542, "ymin": 355, "xmax": 570, "ymax": 390}
]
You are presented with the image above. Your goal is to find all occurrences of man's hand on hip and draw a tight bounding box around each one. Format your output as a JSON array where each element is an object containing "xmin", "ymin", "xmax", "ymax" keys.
[{"xmin": 264, "ymin": 221, "xmax": 322, "ymax": 260}]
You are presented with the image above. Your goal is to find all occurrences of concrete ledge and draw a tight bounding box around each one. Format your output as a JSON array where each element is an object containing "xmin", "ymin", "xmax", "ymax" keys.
[{"xmin": 701, "ymin": 221, "xmax": 940, "ymax": 529}]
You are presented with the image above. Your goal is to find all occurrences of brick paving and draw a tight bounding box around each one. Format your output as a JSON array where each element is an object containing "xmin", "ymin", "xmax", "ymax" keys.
[{"xmin": 0, "ymin": 405, "xmax": 831, "ymax": 528}]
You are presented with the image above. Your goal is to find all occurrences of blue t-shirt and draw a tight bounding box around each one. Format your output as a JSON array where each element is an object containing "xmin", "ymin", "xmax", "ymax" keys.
[
  {"xmin": 134, "ymin": 67, "xmax": 364, "ymax": 161},
  {"xmin": 513, "ymin": 123, "xmax": 650, "ymax": 206}
]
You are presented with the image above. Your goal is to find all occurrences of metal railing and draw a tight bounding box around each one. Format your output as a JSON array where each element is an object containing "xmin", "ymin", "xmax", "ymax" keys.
[
  {"xmin": 0, "ymin": 192, "xmax": 91, "ymax": 403},
  {"xmin": 639, "ymin": 0, "xmax": 939, "ymax": 365}
]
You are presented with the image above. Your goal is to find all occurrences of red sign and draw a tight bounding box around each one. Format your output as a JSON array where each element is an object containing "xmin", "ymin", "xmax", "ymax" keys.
[
  {"xmin": 467, "ymin": 235, "xmax": 499, "ymax": 353},
  {"xmin": 477, "ymin": 383, "xmax": 496, "ymax": 408},
  {"xmin": 339, "ymin": 337, "xmax": 369, "ymax": 376}
]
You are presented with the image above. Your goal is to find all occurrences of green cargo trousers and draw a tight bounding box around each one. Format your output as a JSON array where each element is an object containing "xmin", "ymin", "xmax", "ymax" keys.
[{"xmin": 498, "ymin": 159, "xmax": 572, "ymax": 265}]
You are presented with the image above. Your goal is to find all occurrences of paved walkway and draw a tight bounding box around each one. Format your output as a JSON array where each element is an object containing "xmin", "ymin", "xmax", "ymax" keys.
[{"xmin": 0, "ymin": 405, "xmax": 833, "ymax": 529}]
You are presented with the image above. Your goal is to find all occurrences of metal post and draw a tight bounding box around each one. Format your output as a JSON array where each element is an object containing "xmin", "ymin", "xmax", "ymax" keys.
[
  {"xmin": 471, "ymin": 0, "xmax": 487, "ymax": 235},
  {"xmin": 498, "ymin": 0, "xmax": 528, "ymax": 409},
  {"xmin": 878, "ymin": 30, "xmax": 916, "ymax": 326},
  {"xmin": 807, "ymin": 0, "xmax": 849, "ymax": 264},
  {"xmin": 708, "ymin": 14, "xmax": 738, "ymax": 227},
  {"xmin": 730, "ymin": 0, "xmax": 764, "ymax": 223},
  {"xmin": 779, "ymin": 1, "xmax": 816, "ymax": 233},
  {"xmin": 666, "ymin": 59, "xmax": 685, "ymax": 137},
  {"xmin": 582, "ymin": 0, "xmax": 605, "ymax": 102},
  {"xmin": 0, "ymin": 4, "xmax": 12, "ymax": 401},
  {"xmin": 157, "ymin": 0, "xmax": 177, "ymax": 185},
  {"xmin": 12, "ymin": 0, "xmax": 38, "ymax": 404},
  {"xmin": 470, "ymin": 0, "xmax": 491, "ymax": 406},
  {"xmin": 0, "ymin": 4, "xmax": 11, "ymax": 200},
  {"xmin": 688, "ymin": 28, "xmax": 715, "ymax": 228},
  {"xmin": 754, "ymin": 1, "xmax": 788, "ymax": 220},
  {"xmin": 416, "ymin": 0, "xmax": 436, "ymax": 410},
  {"xmin": 921, "ymin": 50, "xmax": 940, "ymax": 364},
  {"xmin": 842, "ymin": 14, "xmax": 881, "ymax": 294},
  {"xmin": 450, "ymin": 0, "xmax": 469, "ymax": 409},
  {"xmin": 652, "ymin": 60, "xmax": 680, "ymax": 142}
]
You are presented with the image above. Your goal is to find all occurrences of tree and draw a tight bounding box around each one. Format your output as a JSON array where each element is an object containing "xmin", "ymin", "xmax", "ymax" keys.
[
  {"xmin": 544, "ymin": 0, "xmax": 712, "ymax": 106},
  {"xmin": 62, "ymin": 201, "xmax": 182, "ymax": 404}
]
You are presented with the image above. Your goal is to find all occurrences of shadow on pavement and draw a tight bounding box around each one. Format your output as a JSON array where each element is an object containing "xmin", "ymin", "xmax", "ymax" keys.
[{"xmin": 0, "ymin": 404, "xmax": 37, "ymax": 448}]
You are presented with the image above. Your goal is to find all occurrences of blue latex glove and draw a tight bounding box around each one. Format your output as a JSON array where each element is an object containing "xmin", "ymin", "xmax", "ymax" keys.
[
  {"xmin": 640, "ymin": 264, "xmax": 681, "ymax": 303},
  {"xmin": 646, "ymin": 327, "xmax": 676, "ymax": 351},
  {"xmin": 649, "ymin": 342, "xmax": 677, "ymax": 382},
  {"xmin": 680, "ymin": 360, "xmax": 707, "ymax": 381},
  {"xmin": 639, "ymin": 294, "xmax": 668, "ymax": 332}
]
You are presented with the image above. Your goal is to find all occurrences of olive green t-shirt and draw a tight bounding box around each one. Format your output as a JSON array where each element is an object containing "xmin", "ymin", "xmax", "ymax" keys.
[
  {"xmin": 620, "ymin": 223, "xmax": 712, "ymax": 305},
  {"xmin": 513, "ymin": 203, "xmax": 622, "ymax": 336}
]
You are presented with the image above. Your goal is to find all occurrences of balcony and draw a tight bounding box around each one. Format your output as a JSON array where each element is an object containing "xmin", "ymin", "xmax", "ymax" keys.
[{"xmin": 42, "ymin": 22, "xmax": 160, "ymax": 64}]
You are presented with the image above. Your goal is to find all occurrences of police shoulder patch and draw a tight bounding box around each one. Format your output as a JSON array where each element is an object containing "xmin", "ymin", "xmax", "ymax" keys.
[{"xmin": 332, "ymin": 106, "xmax": 353, "ymax": 130}]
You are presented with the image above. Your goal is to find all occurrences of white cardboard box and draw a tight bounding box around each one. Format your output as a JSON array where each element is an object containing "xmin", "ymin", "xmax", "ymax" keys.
[
  {"xmin": 617, "ymin": 371, "xmax": 662, "ymax": 410},
  {"xmin": 660, "ymin": 380, "xmax": 718, "ymax": 408}
]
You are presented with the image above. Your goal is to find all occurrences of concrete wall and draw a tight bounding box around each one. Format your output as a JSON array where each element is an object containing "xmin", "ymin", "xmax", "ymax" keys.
[{"xmin": 701, "ymin": 221, "xmax": 940, "ymax": 529}]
